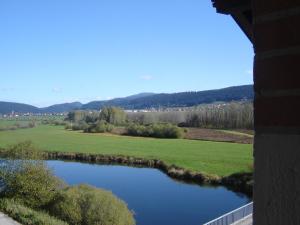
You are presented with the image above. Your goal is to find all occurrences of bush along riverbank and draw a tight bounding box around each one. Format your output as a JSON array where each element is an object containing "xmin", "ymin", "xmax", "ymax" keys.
[
  {"xmin": 42, "ymin": 151, "xmax": 253, "ymax": 197},
  {"xmin": 0, "ymin": 142, "xmax": 135, "ymax": 225}
]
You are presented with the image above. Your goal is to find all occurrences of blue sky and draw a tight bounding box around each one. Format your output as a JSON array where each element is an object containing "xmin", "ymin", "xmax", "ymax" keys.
[{"xmin": 0, "ymin": 0, "xmax": 253, "ymax": 107}]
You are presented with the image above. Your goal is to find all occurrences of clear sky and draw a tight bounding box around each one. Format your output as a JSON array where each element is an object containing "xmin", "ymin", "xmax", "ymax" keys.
[{"xmin": 0, "ymin": 0, "xmax": 254, "ymax": 107}]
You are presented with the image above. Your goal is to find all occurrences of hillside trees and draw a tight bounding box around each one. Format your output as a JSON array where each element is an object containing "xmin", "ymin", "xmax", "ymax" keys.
[{"xmin": 80, "ymin": 85, "xmax": 253, "ymax": 110}]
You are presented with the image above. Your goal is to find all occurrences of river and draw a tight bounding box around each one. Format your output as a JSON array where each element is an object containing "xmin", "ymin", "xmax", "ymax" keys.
[{"xmin": 47, "ymin": 160, "xmax": 250, "ymax": 225}]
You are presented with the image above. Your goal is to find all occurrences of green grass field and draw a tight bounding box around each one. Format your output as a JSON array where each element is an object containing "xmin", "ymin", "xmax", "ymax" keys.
[
  {"xmin": 0, "ymin": 120, "xmax": 27, "ymax": 126},
  {"xmin": 0, "ymin": 125, "xmax": 253, "ymax": 177}
]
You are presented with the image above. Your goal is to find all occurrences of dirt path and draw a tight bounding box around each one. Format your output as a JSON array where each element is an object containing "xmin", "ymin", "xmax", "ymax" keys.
[{"xmin": 185, "ymin": 128, "xmax": 253, "ymax": 144}]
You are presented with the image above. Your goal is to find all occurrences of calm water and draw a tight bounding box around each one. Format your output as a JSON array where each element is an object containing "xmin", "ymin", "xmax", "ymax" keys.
[{"xmin": 47, "ymin": 160, "xmax": 250, "ymax": 225}]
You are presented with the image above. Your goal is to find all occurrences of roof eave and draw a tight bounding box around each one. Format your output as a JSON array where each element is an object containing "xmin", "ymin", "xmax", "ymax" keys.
[{"xmin": 212, "ymin": 0, "xmax": 253, "ymax": 42}]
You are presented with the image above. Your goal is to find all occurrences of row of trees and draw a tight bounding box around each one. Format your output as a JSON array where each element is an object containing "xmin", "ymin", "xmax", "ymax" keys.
[
  {"xmin": 65, "ymin": 107, "xmax": 127, "ymax": 133},
  {"xmin": 127, "ymin": 102, "xmax": 253, "ymax": 129},
  {"xmin": 64, "ymin": 102, "xmax": 253, "ymax": 138},
  {"xmin": 185, "ymin": 102, "xmax": 253, "ymax": 129},
  {"xmin": 67, "ymin": 108, "xmax": 126, "ymax": 124},
  {"xmin": 65, "ymin": 107, "xmax": 185, "ymax": 138}
]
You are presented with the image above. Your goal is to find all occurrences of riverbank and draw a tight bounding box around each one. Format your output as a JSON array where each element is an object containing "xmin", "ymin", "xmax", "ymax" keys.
[
  {"xmin": 43, "ymin": 151, "xmax": 253, "ymax": 196},
  {"xmin": 0, "ymin": 147, "xmax": 253, "ymax": 196}
]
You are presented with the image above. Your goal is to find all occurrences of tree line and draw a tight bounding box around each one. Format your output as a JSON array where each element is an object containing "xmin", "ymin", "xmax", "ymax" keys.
[
  {"xmin": 63, "ymin": 102, "xmax": 253, "ymax": 139},
  {"xmin": 65, "ymin": 107, "xmax": 126, "ymax": 133},
  {"xmin": 65, "ymin": 107, "xmax": 183, "ymax": 138},
  {"xmin": 127, "ymin": 102, "xmax": 253, "ymax": 129}
]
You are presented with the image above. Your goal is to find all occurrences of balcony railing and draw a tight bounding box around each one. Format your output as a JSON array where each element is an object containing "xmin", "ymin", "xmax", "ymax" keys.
[{"xmin": 203, "ymin": 202, "xmax": 253, "ymax": 225}]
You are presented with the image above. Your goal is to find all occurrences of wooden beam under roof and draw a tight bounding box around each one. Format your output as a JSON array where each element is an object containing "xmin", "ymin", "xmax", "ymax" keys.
[{"xmin": 212, "ymin": 0, "xmax": 253, "ymax": 42}]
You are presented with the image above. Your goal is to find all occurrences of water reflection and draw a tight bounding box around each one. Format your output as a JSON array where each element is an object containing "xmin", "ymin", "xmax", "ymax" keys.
[{"xmin": 47, "ymin": 160, "xmax": 250, "ymax": 225}]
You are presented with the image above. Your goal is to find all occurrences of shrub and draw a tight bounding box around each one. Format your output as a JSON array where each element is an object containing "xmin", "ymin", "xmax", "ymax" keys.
[
  {"xmin": 72, "ymin": 121, "xmax": 89, "ymax": 131},
  {"xmin": 0, "ymin": 160, "xmax": 64, "ymax": 209},
  {"xmin": 0, "ymin": 198, "xmax": 68, "ymax": 225},
  {"xmin": 126, "ymin": 123, "xmax": 183, "ymax": 139},
  {"xmin": 127, "ymin": 123, "xmax": 145, "ymax": 137},
  {"xmin": 1, "ymin": 140, "xmax": 42, "ymax": 160},
  {"xmin": 84, "ymin": 120, "xmax": 114, "ymax": 133},
  {"xmin": 0, "ymin": 142, "xmax": 64, "ymax": 209},
  {"xmin": 48, "ymin": 184, "xmax": 135, "ymax": 225}
]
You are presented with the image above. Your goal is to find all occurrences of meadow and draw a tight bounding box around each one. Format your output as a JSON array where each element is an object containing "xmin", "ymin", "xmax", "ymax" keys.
[
  {"xmin": 0, "ymin": 124, "xmax": 253, "ymax": 177},
  {"xmin": 0, "ymin": 119, "xmax": 29, "ymax": 127}
]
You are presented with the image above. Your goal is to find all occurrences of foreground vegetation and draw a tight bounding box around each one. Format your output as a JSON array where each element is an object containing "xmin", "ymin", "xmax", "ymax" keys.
[
  {"xmin": 0, "ymin": 142, "xmax": 135, "ymax": 225},
  {"xmin": 0, "ymin": 125, "xmax": 252, "ymax": 176},
  {"xmin": 0, "ymin": 198, "xmax": 68, "ymax": 225},
  {"xmin": 48, "ymin": 185, "xmax": 135, "ymax": 225}
]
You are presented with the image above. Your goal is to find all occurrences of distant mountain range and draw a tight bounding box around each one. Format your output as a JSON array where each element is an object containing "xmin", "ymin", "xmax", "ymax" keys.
[
  {"xmin": 0, "ymin": 101, "xmax": 83, "ymax": 115},
  {"xmin": 41, "ymin": 102, "xmax": 83, "ymax": 113},
  {"xmin": 0, "ymin": 85, "xmax": 253, "ymax": 114}
]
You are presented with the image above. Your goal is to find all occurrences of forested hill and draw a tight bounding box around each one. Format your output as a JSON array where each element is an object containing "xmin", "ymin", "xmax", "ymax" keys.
[
  {"xmin": 40, "ymin": 102, "xmax": 83, "ymax": 113},
  {"xmin": 0, "ymin": 85, "xmax": 253, "ymax": 114},
  {"xmin": 82, "ymin": 85, "xmax": 253, "ymax": 110},
  {"xmin": 0, "ymin": 102, "xmax": 40, "ymax": 114},
  {"xmin": 0, "ymin": 102, "xmax": 82, "ymax": 114}
]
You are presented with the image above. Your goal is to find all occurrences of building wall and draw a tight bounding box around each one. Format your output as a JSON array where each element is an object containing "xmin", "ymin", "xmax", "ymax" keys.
[{"xmin": 253, "ymin": 0, "xmax": 300, "ymax": 224}]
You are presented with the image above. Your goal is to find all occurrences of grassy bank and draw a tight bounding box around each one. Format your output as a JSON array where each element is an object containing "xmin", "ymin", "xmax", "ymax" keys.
[
  {"xmin": 41, "ymin": 151, "xmax": 253, "ymax": 196},
  {"xmin": 0, "ymin": 125, "xmax": 253, "ymax": 177}
]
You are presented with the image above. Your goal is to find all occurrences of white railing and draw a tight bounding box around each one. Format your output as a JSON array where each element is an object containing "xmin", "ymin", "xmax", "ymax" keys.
[{"xmin": 203, "ymin": 202, "xmax": 253, "ymax": 225}]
